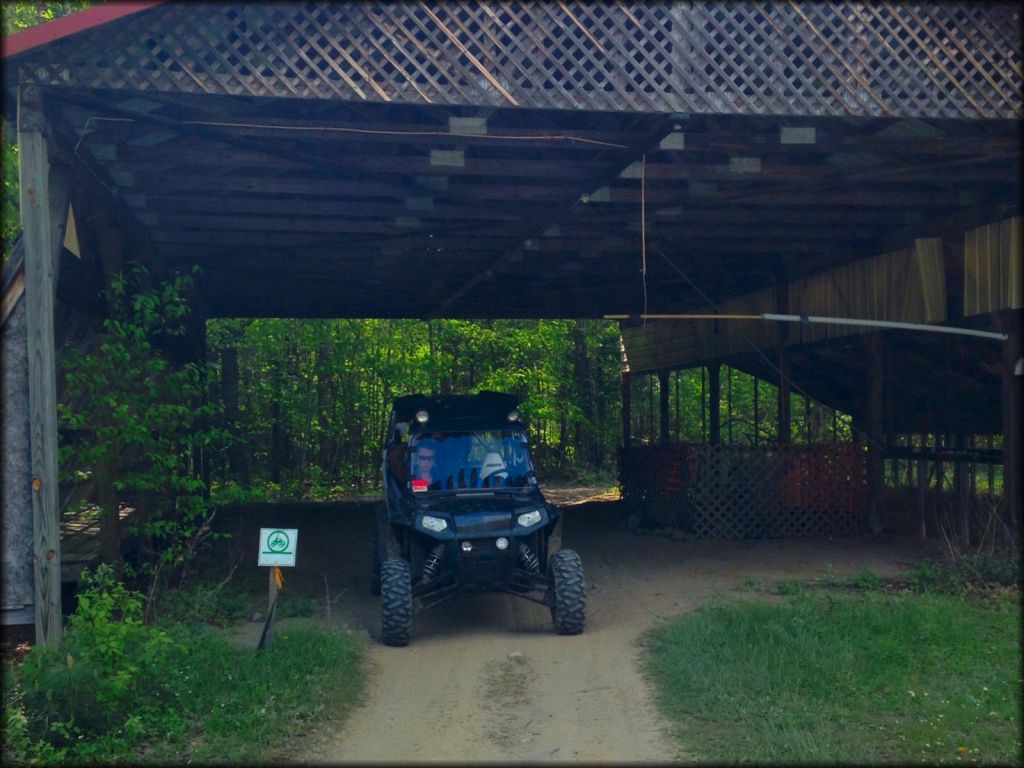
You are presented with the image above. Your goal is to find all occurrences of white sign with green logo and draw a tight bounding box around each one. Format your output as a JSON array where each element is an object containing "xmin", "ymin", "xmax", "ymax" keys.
[{"xmin": 258, "ymin": 528, "xmax": 298, "ymax": 567}]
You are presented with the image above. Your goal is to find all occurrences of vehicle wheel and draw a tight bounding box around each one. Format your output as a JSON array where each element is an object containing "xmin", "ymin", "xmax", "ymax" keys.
[
  {"xmin": 549, "ymin": 549, "xmax": 586, "ymax": 635},
  {"xmin": 370, "ymin": 534, "xmax": 381, "ymax": 596},
  {"xmin": 381, "ymin": 558, "xmax": 413, "ymax": 646}
]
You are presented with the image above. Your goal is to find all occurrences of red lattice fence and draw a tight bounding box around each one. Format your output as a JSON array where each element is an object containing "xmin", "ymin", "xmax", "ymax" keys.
[{"xmin": 619, "ymin": 443, "xmax": 867, "ymax": 538}]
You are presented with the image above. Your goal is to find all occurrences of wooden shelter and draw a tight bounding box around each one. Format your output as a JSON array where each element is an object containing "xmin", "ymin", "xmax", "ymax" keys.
[{"xmin": 1, "ymin": 2, "xmax": 1020, "ymax": 642}]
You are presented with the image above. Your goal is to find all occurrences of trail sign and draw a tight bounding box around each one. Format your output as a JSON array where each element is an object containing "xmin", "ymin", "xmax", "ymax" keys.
[{"xmin": 258, "ymin": 528, "xmax": 298, "ymax": 567}]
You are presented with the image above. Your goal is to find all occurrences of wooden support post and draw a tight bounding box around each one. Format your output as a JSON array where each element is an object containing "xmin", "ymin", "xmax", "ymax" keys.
[
  {"xmin": 998, "ymin": 311, "xmax": 1022, "ymax": 532},
  {"xmin": 865, "ymin": 333, "xmax": 885, "ymax": 536},
  {"xmin": 777, "ymin": 352, "xmax": 791, "ymax": 444},
  {"xmin": 674, "ymin": 370, "xmax": 680, "ymax": 441},
  {"xmin": 700, "ymin": 367, "xmax": 706, "ymax": 442},
  {"xmin": 727, "ymin": 366, "xmax": 734, "ymax": 445},
  {"xmin": 987, "ymin": 434, "xmax": 995, "ymax": 501},
  {"xmin": 969, "ymin": 435, "xmax": 977, "ymax": 511},
  {"xmin": 222, "ymin": 347, "xmax": 249, "ymax": 484},
  {"xmin": 708, "ymin": 363, "xmax": 721, "ymax": 445},
  {"xmin": 917, "ymin": 451, "xmax": 927, "ymax": 540},
  {"xmin": 658, "ymin": 369, "xmax": 670, "ymax": 444},
  {"xmin": 18, "ymin": 87, "xmax": 67, "ymax": 646},
  {"xmin": 97, "ymin": 449, "xmax": 120, "ymax": 567},
  {"xmin": 955, "ymin": 432, "xmax": 969, "ymax": 549},
  {"xmin": 647, "ymin": 373, "xmax": 654, "ymax": 443},
  {"xmin": 620, "ymin": 370, "xmax": 632, "ymax": 449},
  {"xmin": 753, "ymin": 375, "xmax": 760, "ymax": 446},
  {"xmin": 186, "ymin": 310, "xmax": 211, "ymax": 494},
  {"xmin": 775, "ymin": 272, "xmax": 791, "ymax": 445}
]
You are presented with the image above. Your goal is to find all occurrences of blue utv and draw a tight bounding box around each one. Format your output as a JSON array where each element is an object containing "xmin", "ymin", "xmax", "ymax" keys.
[{"xmin": 372, "ymin": 392, "xmax": 585, "ymax": 646}]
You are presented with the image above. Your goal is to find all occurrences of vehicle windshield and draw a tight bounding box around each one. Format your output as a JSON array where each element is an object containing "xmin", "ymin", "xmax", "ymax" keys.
[{"xmin": 408, "ymin": 430, "xmax": 535, "ymax": 491}]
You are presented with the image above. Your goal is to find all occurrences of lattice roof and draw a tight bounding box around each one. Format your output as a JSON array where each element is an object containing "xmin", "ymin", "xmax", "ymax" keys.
[{"xmin": 8, "ymin": 1, "xmax": 1022, "ymax": 119}]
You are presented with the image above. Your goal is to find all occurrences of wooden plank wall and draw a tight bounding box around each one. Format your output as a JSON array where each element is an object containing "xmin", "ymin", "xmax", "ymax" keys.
[
  {"xmin": 786, "ymin": 238, "xmax": 946, "ymax": 344},
  {"xmin": 620, "ymin": 239, "xmax": 949, "ymax": 374},
  {"xmin": 964, "ymin": 215, "xmax": 1022, "ymax": 316},
  {"xmin": 619, "ymin": 287, "xmax": 775, "ymax": 372}
]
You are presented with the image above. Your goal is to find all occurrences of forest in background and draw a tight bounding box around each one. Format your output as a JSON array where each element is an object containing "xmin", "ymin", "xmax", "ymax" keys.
[
  {"xmin": 205, "ymin": 317, "xmax": 625, "ymax": 495},
  {"xmin": 203, "ymin": 316, "xmax": 855, "ymax": 498}
]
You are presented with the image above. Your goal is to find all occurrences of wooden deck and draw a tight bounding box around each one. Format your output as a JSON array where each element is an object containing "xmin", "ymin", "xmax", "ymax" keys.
[{"xmin": 59, "ymin": 505, "xmax": 137, "ymax": 582}]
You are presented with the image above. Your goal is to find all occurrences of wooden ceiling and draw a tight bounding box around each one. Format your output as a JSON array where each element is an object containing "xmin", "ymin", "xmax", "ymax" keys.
[{"xmin": 40, "ymin": 87, "xmax": 1020, "ymax": 319}]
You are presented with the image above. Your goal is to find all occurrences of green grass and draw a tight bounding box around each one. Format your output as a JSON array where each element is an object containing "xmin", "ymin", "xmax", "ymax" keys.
[
  {"xmin": 641, "ymin": 590, "xmax": 1021, "ymax": 764},
  {"xmin": 3, "ymin": 566, "xmax": 364, "ymax": 765},
  {"xmin": 146, "ymin": 621, "xmax": 363, "ymax": 763}
]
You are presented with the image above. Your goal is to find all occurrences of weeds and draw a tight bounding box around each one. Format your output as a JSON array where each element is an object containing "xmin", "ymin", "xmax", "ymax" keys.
[
  {"xmin": 907, "ymin": 554, "xmax": 1021, "ymax": 596},
  {"xmin": 736, "ymin": 576, "xmax": 762, "ymax": 592},
  {"xmin": 851, "ymin": 567, "xmax": 884, "ymax": 591},
  {"xmin": 775, "ymin": 579, "xmax": 806, "ymax": 596}
]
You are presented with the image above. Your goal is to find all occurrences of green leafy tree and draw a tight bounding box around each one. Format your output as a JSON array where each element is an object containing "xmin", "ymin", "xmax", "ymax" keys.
[
  {"xmin": 206, "ymin": 317, "xmax": 624, "ymax": 494},
  {"xmin": 59, "ymin": 265, "xmax": 230, "ymax": 616}
]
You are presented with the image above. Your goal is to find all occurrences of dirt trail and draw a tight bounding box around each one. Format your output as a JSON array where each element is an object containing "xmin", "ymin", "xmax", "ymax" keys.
[{"xmin": 241, "ymin": 494, "xmax": 931, "ymax": 763}]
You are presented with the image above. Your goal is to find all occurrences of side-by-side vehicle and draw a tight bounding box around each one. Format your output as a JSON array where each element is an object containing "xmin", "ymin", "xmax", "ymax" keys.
[{"xmin": 372, "ymin": 392, "xmax": 586, "ymax": 646}]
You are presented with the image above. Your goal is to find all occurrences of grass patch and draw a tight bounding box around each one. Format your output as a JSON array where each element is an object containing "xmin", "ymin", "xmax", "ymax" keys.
[
  {"xmin": 642, "ymin": 590, "xmax": 1021, "ymax": 764},
  {"xmin": 146, "ymin": 622, "xmax": 363, "ymax": 763},
  {"xmin": 3, "ymin": 566, "xmax": 363, "ymax": 765}
]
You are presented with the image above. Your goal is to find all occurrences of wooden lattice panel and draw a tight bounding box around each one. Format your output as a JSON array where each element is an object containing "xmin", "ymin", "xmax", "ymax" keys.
[
  {"xmin": 620, "ymin": 443, "xmax": 867, "ymax": 539},
  {"xmin": 14, "ymin": 2, "xmax": 1021, "ymax": 119}
]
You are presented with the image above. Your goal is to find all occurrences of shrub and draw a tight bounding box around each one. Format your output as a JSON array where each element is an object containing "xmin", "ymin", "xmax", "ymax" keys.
[
  {"xmin": 908, "ymin": 553, "xmax": 1021, "ymax": 595},
  {"xmin": 157, "ymin": 580, "xmax": 253, "ymax": 627},
  {"xmin": 14, "ymin": 565, "xmax": 186, "ymax": 756},
  {"xmin": 2, "ymin": 680, "xmax": 68, "ymax": 765},
  {"xmin": 852, "ymin": 567, "xmax": 884, "ymax": 591},
  {"xmin": 4, "ymin": 565, "xmax": 364, "ymax": 764},
  {"xmin": 776, "ymin": 579, "xmax": 806, "ymax": 596}
]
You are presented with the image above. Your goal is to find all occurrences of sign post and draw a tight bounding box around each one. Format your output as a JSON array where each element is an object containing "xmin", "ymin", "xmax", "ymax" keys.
[{"xmin": 257, "ymin": 528, "xmax": 297, "ymax": 650}]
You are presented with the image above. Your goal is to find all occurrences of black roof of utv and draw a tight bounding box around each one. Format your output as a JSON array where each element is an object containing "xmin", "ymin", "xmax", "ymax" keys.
[{"xmin": 392, "ymin": 391, "xmax": 523, "ymax": 434}]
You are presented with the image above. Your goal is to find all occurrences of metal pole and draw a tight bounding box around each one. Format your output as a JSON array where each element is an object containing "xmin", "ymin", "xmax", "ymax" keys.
[{"xmin": 606, "ymin": 313, "xmax": 1008, "ymax": 341}]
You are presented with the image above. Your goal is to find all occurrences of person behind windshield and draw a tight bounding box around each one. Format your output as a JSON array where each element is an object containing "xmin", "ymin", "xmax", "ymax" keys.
[{"xmin": 413, "ymin": 444, "xmax": 437, "ymax": 488}]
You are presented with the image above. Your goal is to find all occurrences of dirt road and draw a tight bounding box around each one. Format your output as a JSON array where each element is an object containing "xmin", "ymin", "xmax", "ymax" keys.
[{"xmin": 239, "ymin": 495, "xmax": 931, "ymax": 763}]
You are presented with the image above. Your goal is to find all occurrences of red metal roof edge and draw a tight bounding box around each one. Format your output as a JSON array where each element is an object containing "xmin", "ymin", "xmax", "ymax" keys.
[{"xmin": 2, "ymin": 1, "xmax": 166, "ymax": 60}]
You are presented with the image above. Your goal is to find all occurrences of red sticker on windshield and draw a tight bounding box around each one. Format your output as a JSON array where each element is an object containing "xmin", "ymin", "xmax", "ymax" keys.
[{"xmin": 412, "ymin": 479, "xmax": 428, "ymax": 492}]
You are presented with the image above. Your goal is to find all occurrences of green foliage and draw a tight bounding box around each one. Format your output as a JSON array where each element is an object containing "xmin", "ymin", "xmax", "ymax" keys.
[
  {"xmin": 628, "ymin": 364, "xmax": 854, "ymax": 446},
  {"xmin": 59, "ymin": 265, "xmax": 232, "ymax": 605},
  {"xmin": 276, "ymin": 594, "xmax": 318, "ymax": 619},
  {"xmin": 852, "ymin": 567, "xmax": 884, "ymax": 591},
  {"xmin": 642, "ymin": 591, "xmax": 1022, "ymax": 764},
  {"xmin": 13, "ymin": 565, "xmax": 184, "ymax": 757},
  {"xmin": 2, "ymin": 2, "xmax": 95, "ymax": 35},
  {"xmin": 156, "ymin": 580, "xmax": 253, "ymax": 628},
  {"xmin": 775, "ymin": 578, "xmax": 807, "ymax": 596},
  {"xmin": 908, "ymin": 554, "xmax": 1022, "ymax": 595},
  {"xmin": 2, "ymin": 119, "xmax": 18, "ymax": 265},
  {"xmin": 149, "ymin": 623, "xmax": 363, "ymax": 763},
  {"xmin": 206, "ymin": 317, "xmax": 622, "ymax": 491},
  {"xmin": 2, "ymin": 680, "xmax": 69, "ymax": 766},
  {"xmin": 3, "ymin": 566, "xmax": 364, "ymax": 764}
]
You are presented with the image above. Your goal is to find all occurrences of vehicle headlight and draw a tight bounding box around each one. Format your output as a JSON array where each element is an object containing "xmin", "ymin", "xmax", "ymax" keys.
[
  {"xmin": 516, "ymin": 509, "xmax": 543, "ymax": 528},
  {"xmin": 421, "ymin": 515, "xmax": 447, "ymax": 533}
]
